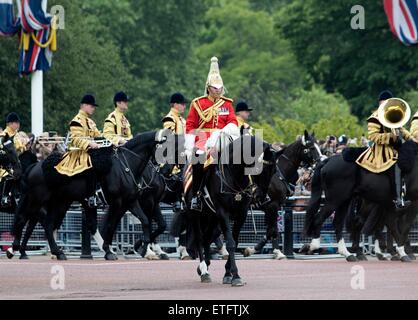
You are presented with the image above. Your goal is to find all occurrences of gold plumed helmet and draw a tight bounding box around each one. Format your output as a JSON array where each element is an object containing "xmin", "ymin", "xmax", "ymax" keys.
[{"xmin": 205, "ymin": 57, "xmax": 225, "ymax": 95}]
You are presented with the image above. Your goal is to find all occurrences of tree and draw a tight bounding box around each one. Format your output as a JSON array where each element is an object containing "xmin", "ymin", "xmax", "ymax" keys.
[{"xmin": 277, "ymin": 0, "xmax": 418, "ymax": 120}]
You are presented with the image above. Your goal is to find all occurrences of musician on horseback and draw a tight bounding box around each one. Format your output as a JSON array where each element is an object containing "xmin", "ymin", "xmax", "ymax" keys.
[
  {"xmin": 103, "ymin": 91, "xmax": 133, "ymax": 146},
  {"xmin": 235, "ymin": 102, "xmax": 254, "ymax": 135},
  {"xmin": 185, "ymin": 57, "xmax": 240, "ymax": 211},
  {"xmin": 0, "ymin": 112, "xmax": 25, "ymax": 207},
  {"xmin": 356, "ymin": 90, "xmax": 413, "ymax": 209},
  {"xmin": 55, "ymin": 94, "xmax": 102, "ymax": 176}
]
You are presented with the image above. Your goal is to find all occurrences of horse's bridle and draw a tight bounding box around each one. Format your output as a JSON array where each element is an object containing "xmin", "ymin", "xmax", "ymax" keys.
[{"xmin": 116, "ymin": 146, "xmax": 153, "ymax": 192}]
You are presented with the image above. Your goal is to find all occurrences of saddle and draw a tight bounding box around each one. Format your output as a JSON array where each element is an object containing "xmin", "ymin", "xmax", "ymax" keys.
[
  {"xmin": 42, "ymin": 147, "xmax": 113, "ymax": 188},
  {"xmin": 342, "ymin": 147, "xmax": 368, "ymax": 163}
]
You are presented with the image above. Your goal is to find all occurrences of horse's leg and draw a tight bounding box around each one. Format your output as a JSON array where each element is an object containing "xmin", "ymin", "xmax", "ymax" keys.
[
  {"xmin": 129, "ymin": 201, "xmax": 154, "ymax": 259},
  {"xmin": 218, "ymin": 207, "xmax": 245, "ymax": 287},
  {"xmin": 385, "ymin": 209, "xmax": 410, "ymax": 262},
  {"xmin": 267, "ymin": 205, "xmax": 286, "ymax": 260},
  {"xmin": 150, "ymin": 205, "xmax": 169, "ymax": 260},
  {"xmin": 334, "ymin": 202, "xmax": 357, "ymax": 262},
  {"xmin": 19, "ymin": 217, "xmax": 39, "ymax": 260},
  {"xmin": 101, "ymin": 201, "xmax": 124, "ymax": 261},
  {"xmin": 8, "ymin": 195, "xmax": 34, "ymax": 259},
  {"xmin": 193, "ymin": 214, "xmax": 210, "ymax": 283},
  {"xmin": 303, "ymin": 204, "xmax": 336, "ymax": 254},
  {"xmin": 398, "ymin": 205, "xmax": 418, "ymax": 261},
  {"xmin": 44, "ymin": 200, "xmax": 71, "ymax": 260},
  {"xmin": 245, "ymin": 205, "xmax": 275, "ymax": 257}
]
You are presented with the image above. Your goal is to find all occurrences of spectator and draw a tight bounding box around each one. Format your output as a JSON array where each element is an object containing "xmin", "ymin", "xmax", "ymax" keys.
[{"xmin": 336, "ymin": 135, "xmax": 348, "ymax": 154}]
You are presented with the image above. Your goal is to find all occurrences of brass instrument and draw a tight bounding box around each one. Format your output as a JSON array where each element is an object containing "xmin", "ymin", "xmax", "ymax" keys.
[
  {"xmin": 378, "ymin": 98, "xmax": 411, "ymax": 129},
  {"xmin": 67, "ymin": 137, "xmax": 112, "ymax": 151}
]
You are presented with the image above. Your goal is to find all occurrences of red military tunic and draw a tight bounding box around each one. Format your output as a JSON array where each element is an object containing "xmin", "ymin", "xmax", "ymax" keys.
[{"xmin": 186, "ymin": 96, "xmax": 238, "ymax": 150}]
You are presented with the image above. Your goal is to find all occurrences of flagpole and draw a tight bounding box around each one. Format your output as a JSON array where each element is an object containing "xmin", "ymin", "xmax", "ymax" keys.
[
  {"xmin": 30, "ymin": 0, "xmax": 47, "ymax": 136},
  {"xmin": 31, "ymin": 71, "xmax": 43, "ymax": 136}
]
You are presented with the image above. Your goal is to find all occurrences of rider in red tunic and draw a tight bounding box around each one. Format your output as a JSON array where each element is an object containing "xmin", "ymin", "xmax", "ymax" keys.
[{"xmin": 185, "ymin": 57, "xmax": 239, "ymax": 211}]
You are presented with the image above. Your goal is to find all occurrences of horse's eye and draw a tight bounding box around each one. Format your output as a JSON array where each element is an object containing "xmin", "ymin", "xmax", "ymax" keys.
[{"xmin": 304, "ymin": 149, "xmax": 309, "ymax": 154}]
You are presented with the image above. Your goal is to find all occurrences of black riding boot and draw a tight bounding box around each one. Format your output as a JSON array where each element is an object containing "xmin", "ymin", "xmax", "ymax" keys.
[
  {"xmin": 191, "ymin": 163, "xmax": 204, "ymax": 212},
  {"xmin": 1, "ymin": 179, "xmax": 13, "ymax": 208},
  {"xmin": 394, "ymin": 164, "xmax": 411, "ymax": 209}
]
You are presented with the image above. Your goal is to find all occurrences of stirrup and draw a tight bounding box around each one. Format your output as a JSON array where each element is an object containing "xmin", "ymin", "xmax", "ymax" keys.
[
  {"xmin": 87, "ymin": 196, "xmax": 98, "ymax": 209},
  {"xmin": 190, "ymin": 195, "xmax": 203, "ymax": 212},
  {"xmin": 394, "ymin": 198, "xmax": 411, "ymax": 209},
  {"xmin": 0, "ymin": 196, "xmax": 11, "ymax": 208}
]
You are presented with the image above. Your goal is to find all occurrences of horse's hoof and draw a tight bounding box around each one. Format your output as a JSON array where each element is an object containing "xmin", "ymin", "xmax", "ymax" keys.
[
  {"xmin": 56, "ymin": 253, "xmax": 67, "ymax": 261},
  {"xmin": 223, "ymin": 276, "xmax": 233, "ymax": 285},
  {"xmin": 391, "ymin": 254, "xmax": 401, "ymax": 261},
  {"xmin": 105, "ymin": 252, "xmax": 118, "ymax": 261},
  {"xmin": 273, "ymin": 253, "xmax": 286, "ymax": 261},
  {"xmin": 346, "ymin": 255, "xmax": 358, "ymax": 262},
  {"xmin": 145, "ymin": 254, "xmax": 160, "ymax": 261},
  {"xmin": 181, "ymin": 255, "xmax": 192, "ymax": 261},
  {"xmin": 201, "ymin": 274, "xmax": 212, "ymax": 283},
  {"xmin": 231, "ymin": 278, "xmax": 246, "ymax": 287},
  {"xmin": 356, "ymin": 254, "xmax": 368, "ymax": 262},
  {"xmin": 376, "ymin": 253, "xmax": 388, "ymax": 261},
  {"xmin": 19, "ymin": 254, "xmax": 29, "ymax": 260},
  {"xmin": 244, "ymin": 248, "xmax": 254, "ymax": 257},
  {"xmin": 6, "ymin": 249, "xmax": 14, "ymax": 260},
  {"xmin": 408, "ymin": 254, "xmax": 416, "ymax": 261},
  {"xmin": 159, "ymin": 254, "xmax": 169, "ymax": 260},
  {"xmin": 401, "ymin": 256, "xmax": 412, "ymax": 263},
  {"xmin": 299, "ymin": 244, "xmax": 311, "ymax": 254},
  {"xmin": 133, "ymin": 240, "xmax": 143, "ymax": 254}
]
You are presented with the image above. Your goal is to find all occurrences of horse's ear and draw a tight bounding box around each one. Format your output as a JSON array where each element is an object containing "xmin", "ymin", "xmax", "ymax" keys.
[
  {"xmin": 311, "ymin": 131, "xmax": 315, "ymax": 138},
  {"xmin": 304, "ymin": 130, "xmax": 309, "ymax": 139}
]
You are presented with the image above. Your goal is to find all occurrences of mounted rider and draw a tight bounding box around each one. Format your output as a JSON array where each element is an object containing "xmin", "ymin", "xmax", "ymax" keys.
[
  {"xmin": 235, "ymin": 101, "xmax": 254, "ymax": 135},
  {"xmin": 356, "ymin": 90, "xmax": 412, "ymax": 208},
  {"xmin": 0, "ymin": 113, "xmax": 25, "ymax": 207},
  {"xmin": 55, "ymin": 94, "xmax": 102, "ymax": 177},
  {"xmin": 185, "ymin": 57, "xmax": 240, "ymax": 211},
  {"xmin": 163, "ymin": 93, "xmax": 187, "ymax": 135},
  {"xmin": 103, "ymin": 91, "xmax": 133, "ymax": 146}
]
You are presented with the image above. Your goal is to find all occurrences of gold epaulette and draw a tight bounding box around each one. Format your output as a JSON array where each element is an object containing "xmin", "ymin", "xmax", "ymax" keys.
[
  {"xmin": 105, "ymin": 112, "xmax": 117, "ymax": 125},
  {"xmin": 367, "ymin": 111, "xmax": 379, "ymax": 122},
  {"xmin": 221, "ymin": 96, "xmax": 233, "ymax": 103}
]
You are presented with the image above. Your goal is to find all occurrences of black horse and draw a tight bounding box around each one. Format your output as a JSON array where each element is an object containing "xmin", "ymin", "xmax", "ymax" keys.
[
  {"xmin": 9, "ymin": 130, "xmax": 171, "ymax": 261},
  {"xmin": 131, "ymin": 161, "xmax": 184, "ymax": 260},
  {"xmin": 302, "ymin": 142, "xmax": 418, "ymax": 262},
  {"xmin": 185, "ymin": 134, "xmax": 277, "ymax": 286},
  {"xmin": 244, "ymin": 131, "xmax": 323, "ymax": 259}
]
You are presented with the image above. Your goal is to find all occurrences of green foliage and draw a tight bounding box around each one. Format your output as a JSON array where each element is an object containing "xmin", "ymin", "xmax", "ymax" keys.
[{"xmin": 277, "ymin": 0, "xmax": 418, "ymax": 120}]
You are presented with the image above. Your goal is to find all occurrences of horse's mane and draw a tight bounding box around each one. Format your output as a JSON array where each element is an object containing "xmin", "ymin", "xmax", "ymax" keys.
[{"xmin": 125, "ymin": 131, "xmax": 158, "ymax": 150}]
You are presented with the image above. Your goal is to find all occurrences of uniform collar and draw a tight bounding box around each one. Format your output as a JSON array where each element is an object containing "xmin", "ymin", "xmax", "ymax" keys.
[
  {"xmin": 4, "ymin": 126, "xmax": 17, "ymax": 137},
  {"xmin": 115, "ymin": 108, "xmax": 126, "ymax": 116},
  {"xmin": 78, "ymin": 110, "xmax": 90, "ymax": 119},
  {"xmin": 207, "ymin": 95, "xmax": 221, "ymax": 103},
  {"xmin": 170, "ymin": 107, "xmax": 181, "ymax": 117}
]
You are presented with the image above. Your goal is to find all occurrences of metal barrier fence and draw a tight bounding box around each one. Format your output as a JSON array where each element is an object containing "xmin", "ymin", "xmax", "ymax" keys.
[{"xmin": 1, "ymin": 197, "xmax": 417, "ymax": 257}]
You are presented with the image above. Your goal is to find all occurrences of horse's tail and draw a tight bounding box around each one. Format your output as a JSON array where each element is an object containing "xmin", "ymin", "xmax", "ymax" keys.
[{"xmin": 304, "ymin": 159, "xmax": 327, "ymax": 237}]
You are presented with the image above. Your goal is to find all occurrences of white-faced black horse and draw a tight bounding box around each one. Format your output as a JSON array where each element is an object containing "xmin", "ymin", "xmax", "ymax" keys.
[
  {"xmin": 9, "ymin": 130, "xmax": 171, "ymax": 261},
  {"xmin": 302, "ymin": 141, "xmax": 418, "ymax": 262},
  {"xmin": 244, "ymin": 131, "xmax": 323, "ymax": 259},
  {"xmin": 184, "ymin": 134, "xmax": 277, "ymax": 286}
]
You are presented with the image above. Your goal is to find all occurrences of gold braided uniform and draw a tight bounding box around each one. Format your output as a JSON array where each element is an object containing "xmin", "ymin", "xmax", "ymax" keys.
[
  {"xmin": 55, "ymin": 110, "xmax": 101, "ymax": 177},
  {"xmin": 162, "ymin": 108, "xmax": 186, "ymax": 135},
  {"xmin": 410, "ymin": 112, "xmax": 418, "ymax": 140},
  {"xmin": 356, "ymin": 111, "xmax": 411, "ymax": 173},
  {"xmin": 103, "ymin": 109, "xmax": 133, "ymax": 146},
  {"xmin": 236, "ymin": 115, "xmax": 253, "ymax": 135},
  {"xmin": 0, "ymin": 126, "xmax": 27, "ymax": 181}
]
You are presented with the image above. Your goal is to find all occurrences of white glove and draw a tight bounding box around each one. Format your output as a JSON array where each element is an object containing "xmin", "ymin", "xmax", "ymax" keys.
[
  {"xmin": 205, "ymin": 130, "xmax": 221, "ymax": 150},
  {"xmin": 221, "ymin": 123, "xmax": 240, "ymax": 140},
  {"xmin": 184, "ymin": 134, "xmax": 196, "ymax": 162}
]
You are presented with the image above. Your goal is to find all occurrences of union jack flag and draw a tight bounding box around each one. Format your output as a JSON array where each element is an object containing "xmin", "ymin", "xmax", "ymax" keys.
[
  {"xmin": 384, "ymin": 0, "xmax": 418, "ymax": 46},
  {"xmin": 0, "ymin": 0, "xmax": 20, "ymax": 37}
]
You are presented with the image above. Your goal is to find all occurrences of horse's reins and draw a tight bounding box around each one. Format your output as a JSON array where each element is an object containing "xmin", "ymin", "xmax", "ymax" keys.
[{"xmin": 117, "ymin": 146, "xmax": 151, "ymax": 192}]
